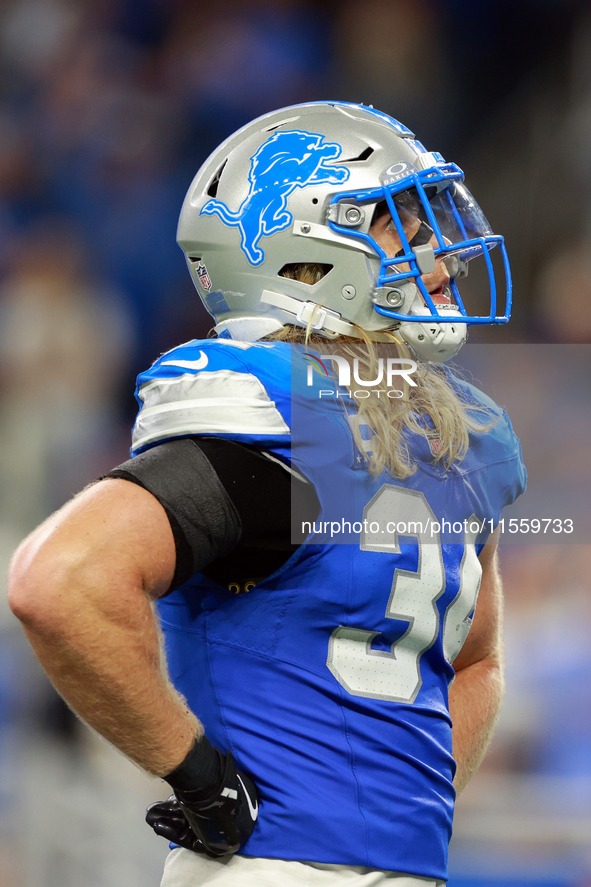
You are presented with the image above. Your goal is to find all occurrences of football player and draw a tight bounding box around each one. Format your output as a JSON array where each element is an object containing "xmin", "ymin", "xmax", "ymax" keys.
[{"xmin": 8, "ymin": 102, "xmax": 525, "ymax": 887}]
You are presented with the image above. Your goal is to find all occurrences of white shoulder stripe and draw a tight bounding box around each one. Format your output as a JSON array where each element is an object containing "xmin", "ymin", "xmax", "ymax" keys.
[{"xmin": 132, "ymin": 370, "xmax": 289, "ymax": 451}]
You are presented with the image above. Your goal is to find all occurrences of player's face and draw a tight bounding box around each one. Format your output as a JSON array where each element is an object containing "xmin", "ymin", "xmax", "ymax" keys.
[{"xmin": 369, "ymin": 204, "xmax": 452, "ymax": 304}]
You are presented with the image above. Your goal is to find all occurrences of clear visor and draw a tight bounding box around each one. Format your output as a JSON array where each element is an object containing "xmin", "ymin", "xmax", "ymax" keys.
[
  {"xmin": 430, "ymin": 183, "xmax": 494, "ymax": 262},
  {"xmin": 430, "ymin": 182, "xmax": 493, "ymax": 250},
  {"xmin": 371, "ymin": 181, "xmax": 495, "ymax": 265}
]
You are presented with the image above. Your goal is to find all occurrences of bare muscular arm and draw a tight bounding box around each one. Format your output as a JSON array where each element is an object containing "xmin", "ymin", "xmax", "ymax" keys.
[
  {"xmin": 449, "ymin": 535, "xmax": 505, "ymax": 794},
  {"xmin": 7, "ymin": 479, "xmax": 200, "ymax": 776}
]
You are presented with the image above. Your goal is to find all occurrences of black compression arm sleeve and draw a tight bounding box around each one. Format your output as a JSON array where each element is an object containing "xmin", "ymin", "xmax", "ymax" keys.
[{"xmin": 103, "ymin": 440, "xmax": 242, "ymax": 591}]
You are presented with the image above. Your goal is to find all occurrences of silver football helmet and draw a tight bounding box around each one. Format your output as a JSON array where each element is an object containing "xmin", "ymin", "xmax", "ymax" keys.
[{"xmin": 177, "ymin": 101, "xmax": 511, "ymax": 361}]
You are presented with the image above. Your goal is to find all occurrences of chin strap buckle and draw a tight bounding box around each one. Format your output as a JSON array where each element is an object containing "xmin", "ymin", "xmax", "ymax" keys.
[
  {"xmin": 295, "ymin": 301, "xmax": 328, "ymax": 330},
  {"xmin": 260, "ymin": 290, "xmax": 356, "ymax": 337}
]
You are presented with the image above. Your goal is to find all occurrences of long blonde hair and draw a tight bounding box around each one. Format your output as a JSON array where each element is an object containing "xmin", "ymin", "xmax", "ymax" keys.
[{"xmin": 264, "ymin": 263, "xmax": 495, "ymax": 479}]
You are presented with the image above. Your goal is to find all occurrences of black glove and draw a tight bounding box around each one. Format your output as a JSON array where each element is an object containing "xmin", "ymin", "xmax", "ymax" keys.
[
  {"xmin": 146, "ymin": 740, "xmax": 259, "ymax": 858},
  {"xmin": 146, "ymin": 794, "xmax": 205, "ymax": 854}
]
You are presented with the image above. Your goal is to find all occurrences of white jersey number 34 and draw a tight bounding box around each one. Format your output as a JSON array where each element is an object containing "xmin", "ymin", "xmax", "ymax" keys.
[{"xmin": 327, "ymin": 486, "xmax": 483, "ymax": 704}]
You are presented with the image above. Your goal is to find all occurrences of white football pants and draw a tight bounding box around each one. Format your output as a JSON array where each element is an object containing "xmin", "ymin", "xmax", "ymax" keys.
[{"xmin": 160, "ymin": 848, "xmax": 446, "ymax": 887}]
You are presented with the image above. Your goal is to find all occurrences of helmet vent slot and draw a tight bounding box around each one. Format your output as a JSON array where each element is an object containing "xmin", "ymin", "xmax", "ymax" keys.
[
  {"xmin": 207, "ymin": 160, "xmax": 227, "ymax": 197},
  {"xmin": 261, "ymin": 116, "xmax": 301, "ymax": 132},
  {"xmin": 340, "ymin": 146, "xmax": 374, "ymax": 163}
]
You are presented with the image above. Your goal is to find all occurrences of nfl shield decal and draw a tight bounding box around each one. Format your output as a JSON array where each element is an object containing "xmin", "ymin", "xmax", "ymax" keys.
[{"xmin": 196, "ymin": 263, "xmax": 212, "ymax": 291}]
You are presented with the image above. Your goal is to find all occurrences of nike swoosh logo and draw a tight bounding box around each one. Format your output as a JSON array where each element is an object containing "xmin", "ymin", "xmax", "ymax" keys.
[
  {"xmin": 161, "ymin": 351, "xmax": 209, "ymax": 370},
  {"xmin": 237, "ymin": 774, "xmax": 258, "ymax": 821}
]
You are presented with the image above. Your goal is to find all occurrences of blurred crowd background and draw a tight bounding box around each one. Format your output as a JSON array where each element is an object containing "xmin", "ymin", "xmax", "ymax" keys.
[{"xmin": 0, "ymin": 0, "xmax": 590, "ymax": 885}]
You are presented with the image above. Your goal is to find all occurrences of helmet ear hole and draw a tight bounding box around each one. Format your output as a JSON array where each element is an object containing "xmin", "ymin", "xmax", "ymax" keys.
[{"xmin": 279, "ymin": 263, "xmax": 333, "ymax": 285}]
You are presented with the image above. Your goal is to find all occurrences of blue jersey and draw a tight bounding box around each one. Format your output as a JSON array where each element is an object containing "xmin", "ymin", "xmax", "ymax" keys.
[{"xmin": 131, "ymin": 339, "xmax": 526, "ymax": 881}]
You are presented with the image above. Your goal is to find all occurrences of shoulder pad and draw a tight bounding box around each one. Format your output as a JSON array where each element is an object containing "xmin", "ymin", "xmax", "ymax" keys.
[{"xmin": 131, "ymin": 340, "xmax": 291, "ymax": 454}]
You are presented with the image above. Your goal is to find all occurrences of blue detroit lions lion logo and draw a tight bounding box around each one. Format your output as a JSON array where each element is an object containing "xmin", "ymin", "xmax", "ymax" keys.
[{"xmin": 200, "ymin": 130, "xmax": 350, "ymax": 266}]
